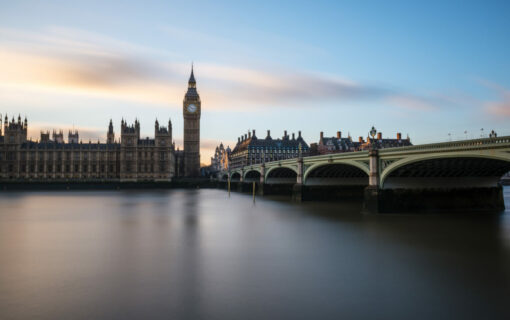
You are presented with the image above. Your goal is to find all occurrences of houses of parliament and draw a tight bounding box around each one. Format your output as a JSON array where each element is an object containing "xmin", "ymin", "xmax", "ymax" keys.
[{"xmin": 0, "ymin": 68, "xmax": 201, "ymax": 181}]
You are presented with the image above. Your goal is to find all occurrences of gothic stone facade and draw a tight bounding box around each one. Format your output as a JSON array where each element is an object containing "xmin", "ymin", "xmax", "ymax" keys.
[
  {"xmin": 0, "ymin": 115, "xmax": 175, "ymax": 182},
  {"xmin": 182, "ymin": 67, "xmax": 201, "ymax": 177}
]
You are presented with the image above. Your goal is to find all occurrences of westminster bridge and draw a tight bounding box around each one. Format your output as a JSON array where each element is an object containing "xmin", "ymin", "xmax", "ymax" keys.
[{"xmin": 217, "ymin": 136, "xmax": 510, "ymax": 213}]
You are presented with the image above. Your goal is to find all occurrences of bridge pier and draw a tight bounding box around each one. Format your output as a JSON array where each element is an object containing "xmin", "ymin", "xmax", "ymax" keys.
[
  {"xmin": 257, "ymin": 182, "xmax": 265, "ymax": 196},
  {"xmin": 292, "ymin": 156, "xmax": 304, "ymax": 202},
  {"xmin": 363, "ymin": 148, "xmax": 381, "ymax": 214},
  {"xmin": 292, "ymin": 184, "xmax": 304, "ymax": 202},
  {"xmin": 363, "ymin": 186, "xmax": 380, "ymax": 214},
  {"xmin": 258, "ymin": 164, "xmax": 265, "ymax": 195}
]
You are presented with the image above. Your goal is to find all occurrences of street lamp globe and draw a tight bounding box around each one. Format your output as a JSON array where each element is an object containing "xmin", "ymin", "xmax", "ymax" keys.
[{"xmin": 370, "ymin": 126, "xmax": 377, "ymax": 140}]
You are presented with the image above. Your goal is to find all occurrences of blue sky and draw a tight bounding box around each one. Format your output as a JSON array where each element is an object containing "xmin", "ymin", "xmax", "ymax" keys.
[{"xmin": 1, "ymin": 0, "xmax": 509, "ymax": 162}]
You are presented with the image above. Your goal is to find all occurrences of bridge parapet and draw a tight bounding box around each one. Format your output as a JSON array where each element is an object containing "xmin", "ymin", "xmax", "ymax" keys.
[{"xmin": 379, "ymin": 136, "xmax": 510, "ymax": 155}]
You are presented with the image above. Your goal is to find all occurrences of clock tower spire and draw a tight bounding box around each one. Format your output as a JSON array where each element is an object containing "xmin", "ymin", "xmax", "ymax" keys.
[{"xmin": 183, "ymin": 65, "xmax": 201, "ymax": 177}]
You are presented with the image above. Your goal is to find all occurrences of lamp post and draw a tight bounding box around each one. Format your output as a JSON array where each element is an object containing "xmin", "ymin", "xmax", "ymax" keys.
[
  {"xmin": 365, "ymin": 126, "xmax": 380, "ymax": 213},
  {"xmin": 297, "ymin": 142, "xmax": 303, "ymax": 185},
  {"xmin": 369, "ymin": 126, "xmax": 377, "ymax": 150}
]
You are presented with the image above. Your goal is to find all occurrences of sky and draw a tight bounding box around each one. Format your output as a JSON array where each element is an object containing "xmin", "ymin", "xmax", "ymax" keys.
[{"xmin": 0, "ymin": 0, "xmax": 509, "ymax": 163}]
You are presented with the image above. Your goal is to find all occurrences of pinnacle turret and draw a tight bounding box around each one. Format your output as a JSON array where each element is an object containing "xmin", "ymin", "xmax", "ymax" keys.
[{"xmin": 188, "ymin": 64, "xmax": 196, "ymax": 85}]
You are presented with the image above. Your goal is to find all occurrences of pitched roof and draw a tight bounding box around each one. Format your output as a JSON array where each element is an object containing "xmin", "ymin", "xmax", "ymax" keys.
[{"xmin": 232, "ymin": 135, "xmax": 309, "ymax": 153}]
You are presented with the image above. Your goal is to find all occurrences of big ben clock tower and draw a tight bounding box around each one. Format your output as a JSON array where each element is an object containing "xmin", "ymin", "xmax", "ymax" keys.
[{"xmin": 183, "ymin": 66, "xmax": 201, "ymax": 177}]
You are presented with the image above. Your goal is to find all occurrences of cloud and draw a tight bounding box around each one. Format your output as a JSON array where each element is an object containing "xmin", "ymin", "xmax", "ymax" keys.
[
  {"xmin": 477, "ymin": 80, "xmax": 510, "ymax": 119},
  {"xmin": 0, "ymin": 27, "xmax": 386, "ymax": 111},
  {"xmin": 485, "ymin": 92, "xmax": 510, "ymax": 118},
  {"xmin": 385, "ymin": 95, "xmax": 438, "ymax": 111}
]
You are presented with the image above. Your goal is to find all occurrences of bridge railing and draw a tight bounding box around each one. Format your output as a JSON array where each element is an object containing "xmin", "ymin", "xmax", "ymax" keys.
[{"xmin": 379, "ymin": 136, "xmax": 510, "ymax": 154}]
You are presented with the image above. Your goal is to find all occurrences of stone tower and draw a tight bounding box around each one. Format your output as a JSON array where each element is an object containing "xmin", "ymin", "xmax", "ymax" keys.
[
  {"xmin": 107, "ymin": 119, "xmax": 115, "ymax": 144},
  {"xmin": 183, "ymin": 66, "xmax": 201, "ymax": 177}
]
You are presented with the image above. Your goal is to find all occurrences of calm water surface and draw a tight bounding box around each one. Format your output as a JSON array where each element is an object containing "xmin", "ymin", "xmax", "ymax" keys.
[{"xmin": 1, "ymin": 187, "xmax": 510, "ymax": 320}]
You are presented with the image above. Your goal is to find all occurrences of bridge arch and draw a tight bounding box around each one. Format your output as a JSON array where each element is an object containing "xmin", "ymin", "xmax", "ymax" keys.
[
  {"xmin": 380, "ymin": 152, "xmax": 510, "ymax": 189},
  {"xmin": 265, "ymin": 166, "xmax": 298, "ymax": 184},
  {"xmin": 303, "ymin": 161, "xmax": 369, "ymax": 186},
  {"xmin": 230, "ymin": 172, "xmax": 242, "ymax": 181},
  {"xmin": 244, "ymin": 169, "xmax": 261, "ymax": 181}
]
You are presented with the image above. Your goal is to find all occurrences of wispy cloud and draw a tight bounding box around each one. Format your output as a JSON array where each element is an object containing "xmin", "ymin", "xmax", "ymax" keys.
[
  {"xmin": 386, "ymin": 95, "xmax": 438, "ymax": 111},
  {"xmin": 475, "ymin": 79, "xmax": 510, "ymax": 119},
  {"xmin": 485, "ymin": 91, "xmax": 510, "ymax": 118},
  {"xmin": 0, "ymin": 27, "xmax": 386, "ymax": 111}
]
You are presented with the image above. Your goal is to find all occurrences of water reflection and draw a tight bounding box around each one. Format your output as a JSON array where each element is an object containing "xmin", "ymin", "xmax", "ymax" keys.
[{"xmin": 0, "ymin": 188, "xmax": 509, "ymax": 319}]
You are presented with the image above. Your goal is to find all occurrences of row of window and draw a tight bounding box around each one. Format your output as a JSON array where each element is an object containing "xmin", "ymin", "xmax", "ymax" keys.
[
  {"xmin": 9, "ymin": 152, "xmax": 119, "ymax": 161},
  {"xmin": 14, "ymin": 164, "xmax": 118, "ymax": 173},
  {"xmin": 2, "ymin": 164, "xmax": 169, "ymax": 174},
  {"xmin": 248, "ymin": 148, "xmax": 309, "ymax": 152},
  {"xmin": 1, "ymin": 151, "xmax": 170, "ymax": 161}
]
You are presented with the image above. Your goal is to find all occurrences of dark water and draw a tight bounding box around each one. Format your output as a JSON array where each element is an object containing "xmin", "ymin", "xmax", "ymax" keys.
[{"xmin": 0, "ymin": 188, "xmax": 509, "ymax": 320}]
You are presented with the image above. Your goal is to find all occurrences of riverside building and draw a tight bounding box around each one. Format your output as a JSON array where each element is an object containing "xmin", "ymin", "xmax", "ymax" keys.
[
  {"xmin": 0, "ymin": 115, "xmax": 175, "ymax": 182},
  {"xmin": 229, "ymin": 130, "xmax": 309, "ymax": 169},
  {"xmin": 311, "ymin": 130, "xmax": 412, "ymax": 155}
]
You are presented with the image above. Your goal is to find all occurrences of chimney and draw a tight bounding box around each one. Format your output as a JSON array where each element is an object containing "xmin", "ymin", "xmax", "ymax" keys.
[
  {"xmin": 337, "ymin": 131, "xmax": 341, "ymax": 139},
  {"xmin": 248, "ymin": 131, "xmax": 251, "ymax": 138},
  {"xmin": 292, "ymin": 133, "xmax": 295, "ymax": 140},
  {"xmin": 252, "ymin": 129, "xmax": 256, "ymax": 137},
  {"xmin": 284, "ymin": 130, "xmax": 287, "ymax": 138},
  {"xmin": 267, "ymin": 130, "xmax": 270, "ymax": 137},
  {"xmin": 377, "ymin": 132, "xmax": 382, "ymax": 140},
  {"xmin": 298, "ymin": 131, "xmax": 302, "ymax": 138},
  {"xmin": 359, "ymin": 136, "xmax": 363, "ymax": 143},
  {"xmin": 238, "ymin": 137, "xmax": 240, "ymax": 143},
  {"xmin": 245, "ymin": 134, "xmax": 248, "ymax": 140},
  {"xmin": 320, "ymin": 131, "xmax": 324, "ymax": 140},
  {"xmin": 397, "ymin": 132, "xmax": 402, "ymax": 140}
]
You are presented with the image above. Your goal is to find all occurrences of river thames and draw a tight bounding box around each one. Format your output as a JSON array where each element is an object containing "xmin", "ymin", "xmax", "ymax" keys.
[{"xmin": 1, "ymin": 187, "xmax": 509, "ymax": 319}]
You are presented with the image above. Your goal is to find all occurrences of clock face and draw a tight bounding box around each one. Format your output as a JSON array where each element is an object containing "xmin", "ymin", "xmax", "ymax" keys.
[{"xmin": 187, "ymin": 104, "xmax": 197, "ymax": 113}]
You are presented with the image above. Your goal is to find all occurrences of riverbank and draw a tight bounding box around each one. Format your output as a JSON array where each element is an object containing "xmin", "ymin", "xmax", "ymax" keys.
[{"xmin": 0, "ymin": 179, "xmax": 219, "ymax": 191}]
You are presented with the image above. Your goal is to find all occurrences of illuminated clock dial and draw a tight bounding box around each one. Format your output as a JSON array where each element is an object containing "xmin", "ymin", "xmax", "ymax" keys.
[{"xmin": 187, "ymin": 104, "xmax": 197, "ymax": 113}]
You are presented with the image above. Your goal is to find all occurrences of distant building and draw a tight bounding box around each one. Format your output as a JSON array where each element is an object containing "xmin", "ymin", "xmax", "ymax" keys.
[
  {"xmin": 359, "ymin": 131, "xmax": 412, "ymax": 150},
  {"xmin": 211, "ymin": 143, "xmax": 231, "ymax": 172},
  {"xmin": 229, "ymin": 130, "xmax": 309, "ymax": 169},
  {"xmin": 315, "ymin": 130, "xmax": 411, "ymax": 155},
  {"xmin": 317, "ymin": 131, "xmax": 364, "ymax": 154}
]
